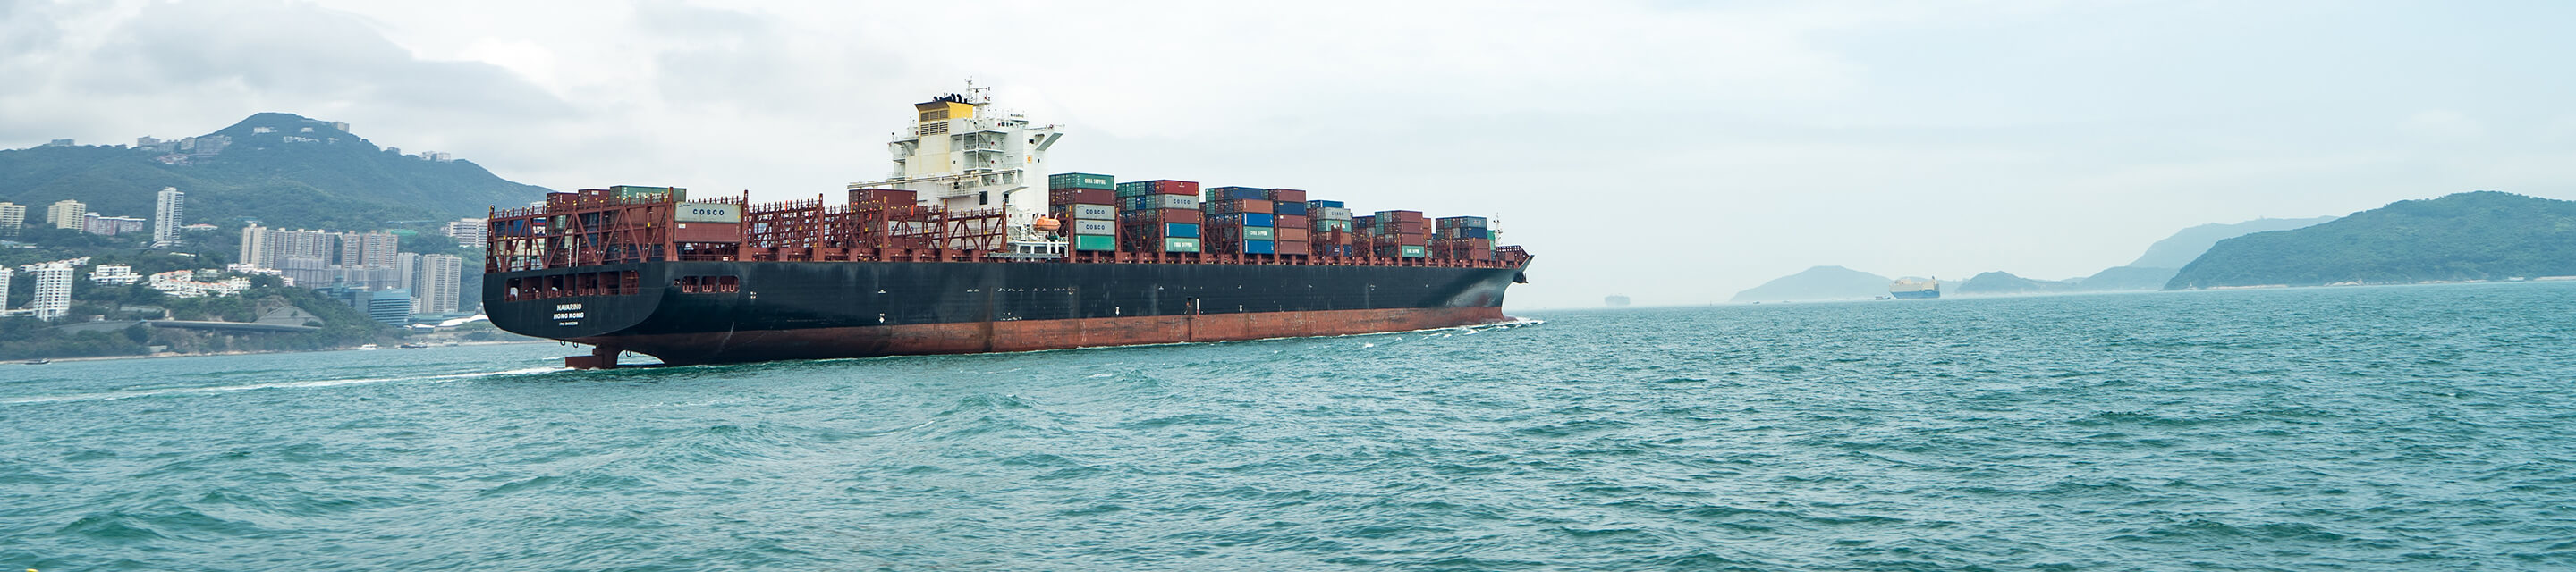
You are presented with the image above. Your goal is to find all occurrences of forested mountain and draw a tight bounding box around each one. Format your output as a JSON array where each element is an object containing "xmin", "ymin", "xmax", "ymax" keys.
[{"xmin": 2167, "ymin": 192, "xmax": 2576, "ymax": 289}]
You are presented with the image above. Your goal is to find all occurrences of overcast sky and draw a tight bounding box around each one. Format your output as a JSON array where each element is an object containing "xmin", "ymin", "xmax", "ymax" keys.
[{"xmin": 6, "ymin": 0, "xmax": 2574, "ymax": 308}]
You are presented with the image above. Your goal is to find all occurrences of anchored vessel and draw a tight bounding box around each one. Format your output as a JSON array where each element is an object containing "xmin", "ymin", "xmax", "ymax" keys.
[
  {"xmin": 484, "ymin": 88, "xmax": 1533, "ymax": 367},
  {"xmin": 1890, "ymin": 278, "xmax": 1940, "ymax": 299}
]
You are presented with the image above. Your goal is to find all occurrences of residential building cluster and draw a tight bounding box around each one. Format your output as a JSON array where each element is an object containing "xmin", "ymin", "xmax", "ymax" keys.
[
  {"xmin": 0, "ymin": 191, "xmax": 195, "ymax": 244},
  {"xmin": 240, "ymin": 224, "xmax": 467, "ymax": 324}
]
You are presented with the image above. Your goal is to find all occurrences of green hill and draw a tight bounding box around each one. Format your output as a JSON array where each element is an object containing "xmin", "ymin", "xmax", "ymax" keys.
[
  {"xmin": 2127, "ymin": 216, "xmax": 2338, "ymax": 268},
  {"xmin": 2166, "ymin": 191, "xmax": 2576, "ymax": 290},
  {"xmin": 0, "ymin": 113, "xmax": 547, "ymax": 230},
  {"xmin": 1954, "ymin": 271, "xmax": 2075, "ymax": 296},
  {"xmin": 1730, "ymin": 265, "xmax": 1893, "ymax": 302}
]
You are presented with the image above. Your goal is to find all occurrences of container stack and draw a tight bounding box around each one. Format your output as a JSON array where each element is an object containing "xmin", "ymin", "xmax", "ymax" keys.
[
  {"xmin": 1203, "ymin": 195, "xmax": 1275, "ymax": 255},
  {"xmin": 1306, "ymin": 199, "xmax": 1358, "ymax": 257},
  {"xmin": 1432, "ymin": 216, "xmax": 1495, "ymax": 261},
  {"xmin": 1367, "ymin": 210, "xmax": 1430, "ymax": 258},
  {"xmin": 1265, "ymin": 189, "xmax": 1310, "ymax": 256},
  {"xmin": 1047, "ymin": 173, "xmax": 1119, "ymax": 252},
  {"xmin": 1116, "ymin": 180, "xmax": 1203, "ymax": 253}
]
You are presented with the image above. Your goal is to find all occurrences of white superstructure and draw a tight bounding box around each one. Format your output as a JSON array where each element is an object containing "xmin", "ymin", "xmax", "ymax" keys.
[
  {"xmin": 857, "ymin": 85, "xmax": 1063, "ymax": 236},
  {"xmin": 30, "ymin": 265, "xmax": 72, "ymax": 321}
]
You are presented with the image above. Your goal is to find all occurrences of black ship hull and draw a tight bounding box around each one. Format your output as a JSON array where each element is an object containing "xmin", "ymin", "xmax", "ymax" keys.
[{"xmin": 485, "ymin": 260, "xmax": 1525, "ymax": 366}]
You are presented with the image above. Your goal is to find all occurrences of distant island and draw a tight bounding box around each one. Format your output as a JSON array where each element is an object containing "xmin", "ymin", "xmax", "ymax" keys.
[
  {"xmin": 1733, "ymin": 215, "xmax": 2341, "ymax": 300},
  {"xmin": 1728, "ymin": 265, "xmax": 1899, "ymax": 302},
  {"xmin": 2168, "ymin": 191, "xmax": 2576, "ymax": 289}
]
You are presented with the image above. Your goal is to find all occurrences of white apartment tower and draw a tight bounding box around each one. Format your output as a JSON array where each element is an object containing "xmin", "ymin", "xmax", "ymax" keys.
[
  {"xmin": 0, "ymin": 202, "xmax": 24, "ymax": 234},
  {"xmin": 870, "ymin": 86, "xmax": 1062, "ymax": 234},
  {"xmin": 340, "ymin": 231, "xmax": 399, "ymax": 268},
  {"xmin": 30, "ymin": 265, "xmax": 72, "ymax": 321},
  {"xmin": 445, "ymin": 217, "xmax": 487, "ymax": 248},
  {"xmin": 47, "ymin": 200, "xmax": 85, "ymax": 231},
  {"xmin": 0, "ymin": 269, "xmax": 11, "ymax": 312},
  {"xmin": 153, "ymin": 187, "xmax": 185, "ymax": 248},
  {"xmin": 415, "ymin": 254, "xmax": 463, "ymax": 314}
]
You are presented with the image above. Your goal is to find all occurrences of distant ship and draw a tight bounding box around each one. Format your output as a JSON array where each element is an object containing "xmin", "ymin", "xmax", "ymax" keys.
[
  {"xmin": 1890, "ymin": 277, "xmax": 1939, "ymax": 299},
  {"xmin": 1605, "ymin": 295, "xmax": 1631, "ymax": 307}
]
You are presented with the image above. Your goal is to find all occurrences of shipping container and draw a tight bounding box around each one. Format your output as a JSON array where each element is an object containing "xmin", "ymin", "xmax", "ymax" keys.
[
  {"xmin": 1207, "ymin": 198, "xmax": 1273, "ymax": 215},
  {"xmin": 1313, "ymin": 219, "xmax": 1354, "ymax": 232},
  {"xmin": 674, "ymin": 202, "xmax": 742, "ymax": 223},
  {"xmin": 1272, "ymin": 202, "xmax": 1307, "ymax": 217},
  {"xmin": 1274, "ymin": 227, "xmax": 1309, "ymax": 242},
  {"xmin": 1265, "ymin": 189, "xmax": 1308, "ymax": 204},
  {"xmin": 1436, "ymin": 226, "xmax": 1491, "ymax": 240},
  {"xmin": 1243, "ymin": 227, "xmax": 1275, "ymax": 240},
  {"xmin": 1121, "ymin": 207, "xmax": 1204, "ymax": 225},
  {"xmin": 1065, "ymin": 204, "xmax": 1116, "ymax": 221},
  {"xmin": 1312, "ymin": 206, "xmax": 1352, "ymax": 220},
  {"xmin": 1073, "ymin": 234, "xmax": 1117, "ymax": 251},
  {"xmin": 1274, "ymin": 240, "xmax": 1311, "ymax": 256},
  {"xmin": 1048, "ymin": 188, "xmax": 1114, "ymax": 206},
  {"xmin": 1049, "ymin": 172, "xmax": 1116, "ymax": 191},
  {"xmin": 1115, "ymin": 179, "xmax": 1199, "ymax": 198},
  {"xmin": 1307, "ymin": 199, "xmax": 1346, "ymax": 209},
  {"xmin": 1071, "ymin": 219, "xmax": 1115, "ymax": 235},
  {"xmin": 1374, "ymin": 210, "xmax": 1426, "ymax": 223},
  {"xmin": 1163, "ymin": 237, "xmax": 1201, "ymax": 253},
  {"xmin": 611, "ymin": 185, "xmax": 687, "ymax": 202},
  {"xmin": 1274, "ymin": 214, "xmax": 1309, "ymax": 229},
  {"xmin": 851, "ymin": 188, "xmax": 919, "ymax": 206},
  {"xmin": 1122, "ymin": 194, "xmax": 1199, "ymax": 211},
  {"xmin": 1211, "ymin": 213, "xmax": 1275, "ymax": 228},
  {"xmin": 1435, "ymin": 216, "xmax": 1489, "ymax": 230},
  {"xmin": 1165, "ymin": 223, "xmax": 1200, "ymax": 238},
  {"xmin": 1206, "ymin": 186, "xmax": 1267, "ymax": 202},
  {"xmin": 1243, "ymin": 240, "xmax": 1275, "ymax": 255},
  {"xmin": 1373, "ymin": 245, "xmax": 1429, "ymax": 258}
]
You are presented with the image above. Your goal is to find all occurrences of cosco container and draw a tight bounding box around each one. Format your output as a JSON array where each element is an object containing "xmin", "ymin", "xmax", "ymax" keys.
[
  {"xmin": 1122, "ymin": 194, "xmax": 1198, "ymax": 211},
  {"xmin": 1072, "ymin": 234, "xmax": 1117, "ymax": 251},
  {"xmin": 1049, "ymin": 172, "xmax": 1116, "ymax": 191},
  {"xmin": 1066, "ymin": 204, "xmax": 1116, "ymax": 221},
  {"xmin": 1071, "ymin": 219, "xmax": 1115, "ymax": 235}
]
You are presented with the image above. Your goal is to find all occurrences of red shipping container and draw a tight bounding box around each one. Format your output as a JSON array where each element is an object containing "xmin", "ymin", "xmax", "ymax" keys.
[
  {"xmin": 1266, "ymin": 189, "xmax": 1308, "ymax": 203},
  {"xmin": 1273, "ymin": 214, "xmax": 1309, "ymax": 229},
  {"xmin": 1274, "ymin": 240, "xmax": 1311, "ymax": 256},
  {"xmin": 1274, "ymin": 227, "xmax": 1309, "ymax": 242},
  {"xmin": 674, "ymin": 223, "xmax": 741, "ymax": 243},
  {"xmin": 1049, "ymin": 189, "xmax": 1114, "ymax": 205},
  {"xmin": 1376, "ymin": 210, "xmax": 1426, "ymax": 223},
  {"xmin": 1141, "ymin": 180, "xmax": 1199, "ymax": 196},
  {"xmin": 851, "ymin": 188, "xmax": 919, "ymax": 206},
  {"xmin": 1208, "ymin": 198, "xmax": 1273, "ymax": 215}
]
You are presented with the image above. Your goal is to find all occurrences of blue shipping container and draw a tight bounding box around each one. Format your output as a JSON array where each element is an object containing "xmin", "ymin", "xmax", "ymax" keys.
[
  {"xmin": 1246, "ymin": 213, "xmax": 1275, "ymax": 227},
  {"xmin": 1208, "ymin": 187, "xmax": 1267, "ymax": 201},
  {"xmin": 1307, "ymin": 199, "xmax": 1345, "ymax": 208},
  {"xmin": 1165, "ymin": 223, "xmax": 1200, "ymax": 238},
  {"xmin": 1274, "ymin": 202, "xmax": 1308, "ymax": 216},
  {"xmin": 1244, "ymin": 240, "xmax": 1275, "ymax": 255}
]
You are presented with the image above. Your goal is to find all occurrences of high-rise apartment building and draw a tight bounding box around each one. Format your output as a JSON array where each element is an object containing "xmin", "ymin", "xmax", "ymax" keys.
[
  {"xmin": 47, "ymin": 200, "xmax": 85, "ymax": 231},
  {"xmin": 445, "ymin": 217, "xmax": 487, "ymax": 248},
  {"xmin": 415, "ymin": 254, "xmax": 463, "ymax": 315},
  {"xmin": 30, "ymin": 265, "xmax": 72, "ymax": 321},
  {"xmin": 153, "ymin": 187, "xmax": 184, "ymax": 248},
  {"xmin": 0, "ymin": 268, "xmax": 11, "ymax": 312},
  {"xmin": 0, "ymin": 202, "xmax": 24, "ymax": 234},
  {"xmin": 239, "ymin": 225, "xmax": 341, "ymax": 270},
  {"xmin": 339, "ymin": 231, "xmax": 399, "ymax": 268}
]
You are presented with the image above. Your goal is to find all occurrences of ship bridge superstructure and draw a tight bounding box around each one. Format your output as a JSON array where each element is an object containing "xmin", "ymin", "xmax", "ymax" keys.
[{"xmin": 860, "ymin": 85, "xmax": 1062, "ymax": 236}]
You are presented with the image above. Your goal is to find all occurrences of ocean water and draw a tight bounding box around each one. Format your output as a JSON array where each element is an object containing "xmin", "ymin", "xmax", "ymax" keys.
[{"xmin": 4, "ymin": 282, "xmax": 2575, "ymax": 571}]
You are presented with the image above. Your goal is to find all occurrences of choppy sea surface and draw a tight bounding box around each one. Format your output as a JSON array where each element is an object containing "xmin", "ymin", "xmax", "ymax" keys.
[{"xmin": 5, "ymin": 282, "xmax": 2575, "ymax": 571}]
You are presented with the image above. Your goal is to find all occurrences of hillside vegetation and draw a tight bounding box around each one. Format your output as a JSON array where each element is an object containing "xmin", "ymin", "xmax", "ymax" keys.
[
  {"xmin": 0, "ymin": 113, "xmax": 546, "ymax": 230},
  {"xmin": 2167, "ymin": 191, "xmax": 2576, "ymax": 289}
]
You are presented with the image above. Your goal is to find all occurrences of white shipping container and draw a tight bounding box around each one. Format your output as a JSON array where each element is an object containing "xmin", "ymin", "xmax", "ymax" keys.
[
  {"xmin": 1072, "ymin": 219, "xmax": 1115, "ymax": 235},
  {"xmin": 674, "ymin": 202, "xmax": 742, "ymax": 223},
  {"xmin": 1152, "ymin": 194, "xmax": 1198, "ymax": 210},
  {"xmin": 1316, "ymin": 206, "xmax": 1352, "ymax": 220},
  {"xmin": 1070, "ymin": 204, "xmax": 1116, "ymax": 220}
]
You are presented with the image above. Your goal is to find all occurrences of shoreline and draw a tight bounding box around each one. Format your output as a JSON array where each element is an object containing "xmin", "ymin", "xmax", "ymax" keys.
[{"xmin": 22, "ymin": 340, "xmax": 553, "ymax": 365}]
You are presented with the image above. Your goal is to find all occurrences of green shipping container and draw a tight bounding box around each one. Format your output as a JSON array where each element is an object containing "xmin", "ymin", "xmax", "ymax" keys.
[
  {"xmin": 610, "ymin": 185, "xmax": 687, "ymax": 202},
  {"xmin": 1243, "ymin": 227, "xmax": 1275, "ymax": 240},
  {"xmin": 1073, "ymin": 234, "xmax": 1117, "ymax": 251},
  {"xmin": 1050, "ymin": 172, "xmax": 1116, "ymax": 191},
  {"xmin": 1163, "ymin": 237, "xmax": 1201, "ymax": 253},
  {"xmin": 1401, "ymin": 245, "xmax": 1428, "ymax": 258}
]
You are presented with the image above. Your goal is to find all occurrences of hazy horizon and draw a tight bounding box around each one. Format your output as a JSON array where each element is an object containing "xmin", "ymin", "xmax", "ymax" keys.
[{"xmin": 6, "ymin": 1, "xmax": 2573, "ymax": 308}]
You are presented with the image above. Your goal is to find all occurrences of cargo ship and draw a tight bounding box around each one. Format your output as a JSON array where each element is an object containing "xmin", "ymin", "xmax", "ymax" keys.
[
  {"xmin": 483, "ymin": 88, "xmax": 1532, "ymax": 368},
  {"xmin": 1889, "ymin": 277, "xmax": 1939, "ymax": 299}
]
